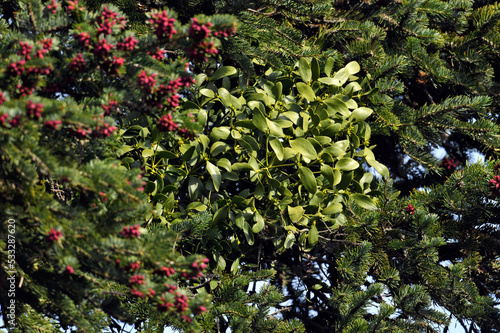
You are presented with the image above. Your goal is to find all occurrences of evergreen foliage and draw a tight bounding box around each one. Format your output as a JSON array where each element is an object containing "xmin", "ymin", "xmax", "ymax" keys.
[{"xmin": 0, "ymin": 1, "xmax": 234, "ymax": 331}]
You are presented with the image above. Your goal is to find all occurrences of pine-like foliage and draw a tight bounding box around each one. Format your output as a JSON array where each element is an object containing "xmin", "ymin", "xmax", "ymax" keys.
[
  {"xmin": 198, "ymin": 269, "xmax": 305, "ymax": 332},
  {"xmin": 0, "ymin": 1, "xmax": 237, "ymax": 331}
]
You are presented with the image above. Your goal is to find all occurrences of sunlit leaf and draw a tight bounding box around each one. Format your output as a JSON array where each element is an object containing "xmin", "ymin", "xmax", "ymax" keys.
[
  {"xmin": 308, "ymin": 224, "xmax": 319, "ymax": 246},
  {"xmin": 299, "ymin": 166, "xmax": 317, "ymax": 194},
  {"xmin": 296, "ymin": 82, "xmax": 316, "ymax": 102},
  {"xmin": 207, "ymin": 161, "xmax": 222, "ymax": 191},
  {"xmin": 336, "ymin": 157, "xmax": 359, "ymax": 171},
  {"xmin": 290, "ymin": 138, "xmax": 317, "ymax": 160},
  {"xmin": 351, "ymin": 193, "xmax": 377, "ymax": 210},
  {"xmin": 299, "ymin": 58, "xmax": 312, "ymax": 82}
]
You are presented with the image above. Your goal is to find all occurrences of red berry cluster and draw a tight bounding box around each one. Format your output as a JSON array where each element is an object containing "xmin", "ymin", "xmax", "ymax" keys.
[
  {"xmin": 122, "ymin": 225, "xmax": 140, "ymax": 238},
  {"xmin": 440, "ymin": 158, "xmax": 457, "ymax": 170},
  {"xmin": 41, "ymin": 83, "xmax": 60, "ymax": 95},
  {"xmin": 47, "ymin": 0, "xmax": 59, "ymax": 13},
  {"xmin": 102, "ymin": 100, "xmax": 119, "ymax": 115},
  {"xmin": 117, "ymin": 36, "xmax": 138, "ymax": 52},
  {"xmin": 405, "ymin": 204, "xmax": 415, "ymax": 215},
  {"xmin": 47, "ymin": 227, "xmax": 62, "ymax": 242},
  {"xmin": 67, "ymin": 0, "xmax": 85, "ymax": 13},
  {"xmin": 124, "ymin": 261, "xmax": 141, "ymax": 271},
  {"xmin": 96, "ymin": 7, "xmax": 125, "ymax": 36},
  {"xmin": 71, "ymin": 127, "xmax": 91, "ymax": 138},
  {"xmin": 158, "ymin": 114, "xmax": 178, "ymax": 132},
  {"xmin": 130, "ymin": 288, "xmax": 146, "ymax": 298},
  {"xmin": 177, "ymin": 127, "xmax": 195, "ymax": 140},
  {"xmin": 7, "ymin": 60, "xmax": 26, "ymax": 76},
  {"xmin": 157, "ymin": 78, "xmax": 186, "ymax": 108},
  {"xmin": 6, "ymin": 47, "xmax": 52, "ymax": 97},
  {"xmin": 189, "ymin": 18, "xmax": 212, "ymax": 41},
  {"xmin": 17, "ymin": 41, "xmax": 33, "ymax": 60},
  {"xmin": 69, "ymin": 54, "xmax": 87, "ymax": 73},
  {"xmin": 44, "ymin": 119, "xmax": 62, "ymax": 130},
  {"xmin": 138, "ymin": 70, "xmax": 157, "ymax": 94},
  {"xmin": 75, "ymin": 31, "xmax": 91, "ymax": 48},
  {"xmin": 490, "ymin": 175, "xmax": 500, "ymax": 196},
  {"xmin": 9, "ymin": 116, "xmax": 21, "ymax": 127},
  {"xmin": 149, "ymin": 10, "xmax": 177, "ymax": 40},
  {"xmin": 157, "ymin": 289, "xmax": 190, "ymax": 314},
  {"xmin": 0, "ymin": 92, "xmax": 5, "ymax": 106},
  {"xmin": 102, "ymin": 56, "xmax": 124, "ymax": 75},
  {"xmin": 179, "ymin": 258, "xmax": 209, "ymax": 279},
  {"xmin": 93, "ymin": 38, "xmax": 114, "ymax": 58},
  {"xmin": 212, "ymin": 24, "xmax": 236, "ymax": 37},
  {"xmin": 92, "ymin": 122, "xmax": 118, "ymax": 138},
  {"xmin": 154, "ymin": 266, "xmax": 175, "ymax": 277},
  {"xmin": 138, "ymin": 73, "xmax": 194, "ymax": 112},
  {"xmin": 0, "ymin": 113, "xmax": 9, "ymax": 126},
  {"xmin": 41, "ymin": 38, "xmax": 53, "ymax": 51},
  {"xmin": 26, "ymin": 100, "xmax": 44, "ymax": 119},
  {"xmin": 34, "ymin": 38, "xmax": 52, "ymax": 59},
  {"xmin": 148, "ymin": 47, "xmax": 166, "ymax": 61},
  {"xmin": 188, "ymin": 40, "xmax": 218, "ymax": 62},
  {"xmin": 71, "ymin": 8, "xmax": 132, "ymax": 76},
  {"xmin": 129, "ymin": 274, "xmax": 146, "ymax": 286},
  {"xmin": 127, "ymin": 173, "xmax": 146, "ymax": 191},
  {"xmin": 186, "ymin": 18, "xmax": 235, "ymax": 62}
]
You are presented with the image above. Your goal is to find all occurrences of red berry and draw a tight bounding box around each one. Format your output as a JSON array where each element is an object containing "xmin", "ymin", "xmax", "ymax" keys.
[
  {"xmin": 405, "ymin": 204, "xmax": 415, "ymax": 215},
  {"xmin": 149, "ymin": 11, "xmax": 177, "ymax": 40},
  {"xmin": 47, "ymin": 227, "xmax": 62, "ymax": 242},
  {"xmin": 65, "ymin": 265, "xmax": 75, "ymax": 274},
  {"xmin": 158, "ymin": 114, "xmax": 178, "ymax": 132}
]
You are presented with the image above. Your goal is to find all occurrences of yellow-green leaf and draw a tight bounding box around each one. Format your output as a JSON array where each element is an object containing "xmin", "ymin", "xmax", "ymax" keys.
[
  {"xmin": 252, "ymin": 212, "xmax": 265, "ymax": 233},
  {"xmin": 290, "ymin": 138, "xmax": 317, "ymax": 160},
  {"xmin": 352, "ymin": 107, "xmax": 373, "ymax": 122},
  {"xmin": 322, "ymin": 202, "xmax": 342, "ymax": 215},
  {"xmin": 243, "ymin": 220, "xmax": 255, "ymax": 245},
  {"xmin": 211, "ymin": 66, "xmax": 237, "ymax": 80},
  {"xmin": 336, "ymin": 157, "xmax": 359, "ymax": 171},
  {"xmin": 200, "ymin": 88, "xmax": 215, "ymax": 98},
  {"xmin": 308, "ymin": 224, "xmax": 319, "ymax": 246},
  {"xmin": 272, "ymin": 81, "xmax": 283, "ymax": 100},
  {"xmin": 325, "ymin": 57, "xmax": 335, "ymax": 77},
  {"xmin": 311, "ymin": 58, "xmax": 320, "ymax": 81},
  {"xmin": 345, "ymin": 61, "xmax": 360, "ymax": 75},
  {"xmin": 230, "ymin": 257, "xmax": 240, "ymax": 275},
  {"xmin": 296, "ymin": 82, "xmax": 316, "ymax": 102},
  {"xmin": 270, "ymin": 138, "xmax": 284, "ymax": 161},
  {"xmin": 321, "ymin": 164, "xmax": 334, "ymax": 186},
  {"xmin": 351, "ymin": 193, "xmax": 377, "ymax": 210},
  {"xmin": 187, "ymin": 202, "xmax": 207, "ymax": 212},
  {"xmin": 284, "ymin": 232, "xmax": 295, "ymax": 249},
  {"xmin": 142, "ymin": 148, "xmax": 154, "ymax": 158},
  {"xmin": 288, "ymin": 206, "xmax": 305, "ymax": 223},
  {"xmin": 206, "ymin": 161, "xmax": 222, "ymax": 191},
  {"xmin": 213, "ymin": 205, "xmax": 228, "ymax": 224},
  {"xmin": 324, "ymin": 98, "xmax": 349, "ymax": 117},
  {"xmin": 333, "ymin": 68, "xmax": 349, "ymax": 86},
  {"xmin": 299, "ymin": 58, "xmax": 312, "ymax": 83},
  {"xmin": 210, "ymin": 127, "xmax": 231, "ymax": 141},
  {"xmin": 267, "ymin": 118, "xmax": 284, "ymax": 137},
  {"xmin": 252, "ymin": 107, "xmax": 268, "ymax": 132},
  {"xmin": 299, "ymin": 166, "xmax": 317, "ymax": 194}
]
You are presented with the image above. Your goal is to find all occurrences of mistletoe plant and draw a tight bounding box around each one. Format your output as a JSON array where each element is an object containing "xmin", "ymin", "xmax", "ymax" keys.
[{"xmin": 120, "ymin": 55, "xmax": 389, "ymax": 271}]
